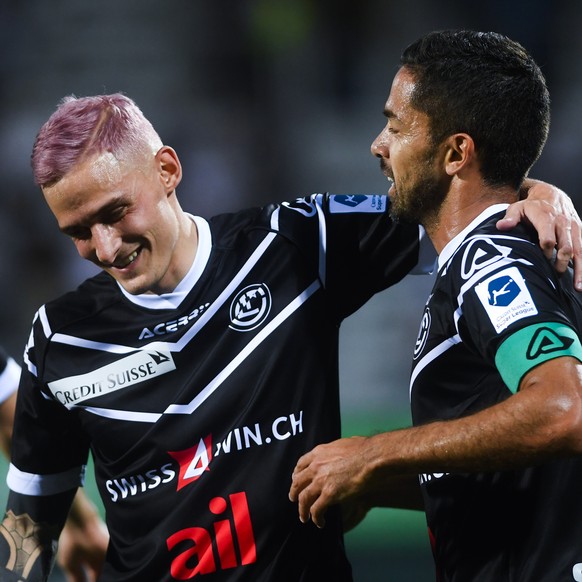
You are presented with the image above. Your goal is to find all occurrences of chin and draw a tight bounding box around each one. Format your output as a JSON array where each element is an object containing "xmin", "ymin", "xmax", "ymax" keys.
[{"xmin": 117, "ymin": 276, "xmax": 152, "ymax": 296}]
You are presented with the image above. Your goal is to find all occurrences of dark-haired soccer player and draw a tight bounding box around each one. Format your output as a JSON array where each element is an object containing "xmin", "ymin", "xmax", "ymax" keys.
[{"xmin": 290, "ymin": 30, "xmax": 582, "ymax": 581}]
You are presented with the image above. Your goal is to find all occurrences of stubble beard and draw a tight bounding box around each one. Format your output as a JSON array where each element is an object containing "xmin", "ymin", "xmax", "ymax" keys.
[{"xmin": 389, "ymin": 156, "xmax": 449, "ymax": 229}]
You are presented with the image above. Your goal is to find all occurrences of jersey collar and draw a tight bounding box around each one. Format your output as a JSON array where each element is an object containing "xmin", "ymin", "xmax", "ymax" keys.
[
  {"xmin": 117, "ymin": 214, "xmax": 212, "ymax": 310},
  {"xmin": 437, "ymin": 203, "xmax": 510, "ymax": 271}
]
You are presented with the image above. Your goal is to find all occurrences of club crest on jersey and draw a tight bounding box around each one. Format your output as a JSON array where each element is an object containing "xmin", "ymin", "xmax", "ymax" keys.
[
  {"xmin": 229, "ymin": 284, "xmax": 272, "ymax": 332},
  {"xmin": 474, "ymin": 266, "xmax": 537, "ymax": 333},
  {"xmin": 413, "ymin": 305, "xmax": 432, "ymax": 360}
]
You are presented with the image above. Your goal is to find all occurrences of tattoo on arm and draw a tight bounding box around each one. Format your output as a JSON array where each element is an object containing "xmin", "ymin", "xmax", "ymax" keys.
[{"xmin": 0, "ymin": 510, "xmax": 59, "ymax": 580}]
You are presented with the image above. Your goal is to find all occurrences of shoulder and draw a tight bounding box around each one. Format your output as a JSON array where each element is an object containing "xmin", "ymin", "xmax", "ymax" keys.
[
  {"xmin": 37, "ymin": 271, "xmax": 121, "ymax": 335},
  {"xmin": 444, "ymin": 211, "xmax": 543, "ymax": 282}
]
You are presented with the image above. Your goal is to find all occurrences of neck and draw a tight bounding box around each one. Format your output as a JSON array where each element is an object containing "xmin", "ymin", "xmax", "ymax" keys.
[{"xmin": 425, "ymin": 183, "xmax": 518, "ymax": 253}]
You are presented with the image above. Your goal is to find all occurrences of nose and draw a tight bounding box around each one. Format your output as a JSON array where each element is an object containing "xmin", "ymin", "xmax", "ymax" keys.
[
  {"xmin": 370, "ymin": 131, "xmax": 388, "ymax": 159},
  {"xmin": 91, "ymin": 224, "xmax": 121, "ymax": 265}
]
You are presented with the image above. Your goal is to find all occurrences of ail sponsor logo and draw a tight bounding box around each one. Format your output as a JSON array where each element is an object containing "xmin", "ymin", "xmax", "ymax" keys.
[
  {"xmin": 105, "ymin": 411, "xmax": 304, "ymax": 502},
  {"xmin": 167, "ymin": 491, "xmax": 256, "ymax": 578}
]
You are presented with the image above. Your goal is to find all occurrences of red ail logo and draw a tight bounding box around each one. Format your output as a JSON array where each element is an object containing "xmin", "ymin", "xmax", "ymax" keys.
[{"xmin": 167, "ymin": 491, "xmax": 257, "ymax": 579}]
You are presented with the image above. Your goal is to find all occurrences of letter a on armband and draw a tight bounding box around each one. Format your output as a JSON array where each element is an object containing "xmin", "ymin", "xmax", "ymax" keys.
[{"xmin": 495, "ymin": 322, "xmax": 582, "ymax": 393}]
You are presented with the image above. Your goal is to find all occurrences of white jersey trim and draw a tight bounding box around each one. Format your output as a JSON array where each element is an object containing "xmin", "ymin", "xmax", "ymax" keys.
[
  {"xmin": 7, "ymin": 463, "xmax": 85, "ymax": 496},
  {"xmin": 117, "ymin": 214, "xmax": 212, "ymax": 310}
]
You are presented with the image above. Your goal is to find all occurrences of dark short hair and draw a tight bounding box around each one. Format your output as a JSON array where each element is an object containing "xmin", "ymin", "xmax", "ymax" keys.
[{"xmin": 400, "ymin": 30, "xmax": 550, "ymax": 189}]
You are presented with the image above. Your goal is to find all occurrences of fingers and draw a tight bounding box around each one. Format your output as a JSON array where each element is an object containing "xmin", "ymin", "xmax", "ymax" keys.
[
  {"xmin": 495, "ymin": 200, "xmax": 524, "ymax": 231},
  {"xmin": 571, "ymin": 220, "xmax": 582, "ymax": 290},
  {"xmin": 498, "ymin": 197, "xmax": 582, "ymax": 289},
  {"xmin": 552, "ymin": 215, "xmax": 573, "ymax": 274},
  {"xmin": 289, "ymin": 460, "xmax": 326, "ymax": 527}
]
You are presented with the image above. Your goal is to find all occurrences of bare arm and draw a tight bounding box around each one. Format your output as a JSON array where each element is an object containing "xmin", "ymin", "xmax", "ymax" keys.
[
  {"xmin": 57, "ymin": 491, "xmax": 108, "ymax": 582},
  {"xmin": 0, "ymin": 392, "xmax": 15, "ymax": 458},
  {"xmin": 0, "ymin": 378, "xmax": 108, "ymax": 581},
  {"xmin": 290, "ymin": 356, "xmax": 582, "ymax": 527},
  {"xmin": 500, "ymin": 178, "xmax": 582, "ymax": 286}
]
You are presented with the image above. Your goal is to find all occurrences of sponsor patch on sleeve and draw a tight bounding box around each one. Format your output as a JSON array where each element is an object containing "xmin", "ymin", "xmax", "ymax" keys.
[
  {"xmin": 474, "ymin": 266, "xmax": 537, "ymax": 333},
  {"xmin": 495, "ymin": 322, "xmax": 582, "ymax": 393},
  {"xmin": 329, "ymin": 194, "xmax": 386, "ymax": 214}
]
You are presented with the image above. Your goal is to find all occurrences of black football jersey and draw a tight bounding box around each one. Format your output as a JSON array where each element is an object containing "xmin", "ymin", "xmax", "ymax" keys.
[
  {"xmin": 8, "ymin": 194, "xmax": 421, "ymax": 581},
  {"xmin": 411, "ymin": 204, "xmax": 582, "ymax": 581}
]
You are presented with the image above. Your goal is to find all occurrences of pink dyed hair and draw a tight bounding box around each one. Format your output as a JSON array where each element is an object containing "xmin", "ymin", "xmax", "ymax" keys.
[{"xmin": 31, "ymin": 93, "xmax": 163, "ymax": 187}]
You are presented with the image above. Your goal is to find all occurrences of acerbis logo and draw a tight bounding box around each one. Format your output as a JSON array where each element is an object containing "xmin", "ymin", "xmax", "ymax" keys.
[
  {"xmin": 460, "ymin": 237, "xmax": 513, "ymax": 280},
  {"xmin": 229, "ymin": 284, "xmax": 272, "ymax": 332},
  {"xmin": 139, "ymin": 303, "xmax": 210, "ymax": 340},
  {"xmin": 526, "ymin": 327, "xmax": 574, "ymax": 360}
]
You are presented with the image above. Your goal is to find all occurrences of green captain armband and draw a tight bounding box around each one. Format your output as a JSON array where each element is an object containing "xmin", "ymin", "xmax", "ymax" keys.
[{"xmin": 495, "ymin": 322, "xmax": 582, "ymax": 393}]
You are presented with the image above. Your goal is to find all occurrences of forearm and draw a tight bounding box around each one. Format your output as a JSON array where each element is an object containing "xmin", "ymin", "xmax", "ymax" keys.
[
  {"xmin": 363, "ymin": 366, "xmax": 582, "ymax": 482},
  {"xmin": 0, "ymin": 392, "xmax": 16, "ymax": 458},
  {"xmin": 0, "ymin": 509, "xmax": 58, "ymax": 581},
  {"xmin": 1, "ymin": 489, "xmax": 76, "ymax": 581}
]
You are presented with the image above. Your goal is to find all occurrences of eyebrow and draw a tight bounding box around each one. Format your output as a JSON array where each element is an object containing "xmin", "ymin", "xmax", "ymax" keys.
[{"xmin": 60, "ymin": 196, "xmax": 127, "ymax": 235}]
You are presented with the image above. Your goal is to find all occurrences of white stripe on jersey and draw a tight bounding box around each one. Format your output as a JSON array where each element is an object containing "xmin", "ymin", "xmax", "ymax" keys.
[
  {"xmin": 40, "ymin": 224, "xmax": 322, "ymax": 422},
  {"xmin": 314, "ymin": 195, "xmax": 327, "ymax": 286},
  {"xmin": 164, "ymin": 279, "xmax": 321, "ymax": 416},
  {"xmin": 409, "ymin": 334, "xmax": 461, "ymax": 399},
  {"xmin": 7, "ymin": 462, "xmax": 86, "ymax": 496},
  {"xmin": 79, "ymin": 279, "xmax": 321, "ymax": 422},
  {"xmin": 45, "ymin": 231, "xmax": 280, "ymax": 357}
]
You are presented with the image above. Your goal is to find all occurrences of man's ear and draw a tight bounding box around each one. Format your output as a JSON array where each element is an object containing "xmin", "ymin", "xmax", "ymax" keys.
[
  {"xmin": 156, "ymin": 145, "xmax": 182, "ymax": 192},
  {"xmin": 443, "ymin": 133, "xmax": 475, "ymax": 177}
]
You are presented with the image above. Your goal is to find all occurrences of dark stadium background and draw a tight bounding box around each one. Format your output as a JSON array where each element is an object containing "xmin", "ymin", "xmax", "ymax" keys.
[{"xmin": 0, "ymin": 1, "xmax": 580, "ymax": 579}]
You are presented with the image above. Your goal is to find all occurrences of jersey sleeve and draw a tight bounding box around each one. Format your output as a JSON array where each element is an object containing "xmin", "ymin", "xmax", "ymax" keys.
[
  {"xmin": 7, "ymin": 310, "xmax": 89, "ymax": 496},
  {"xmin": 276, "ymin": 193, "xmax": 426, "ymax": 319},
  {"xmin": 459, "ymin": 249, "xmax": 582, "ymax": 394}
]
